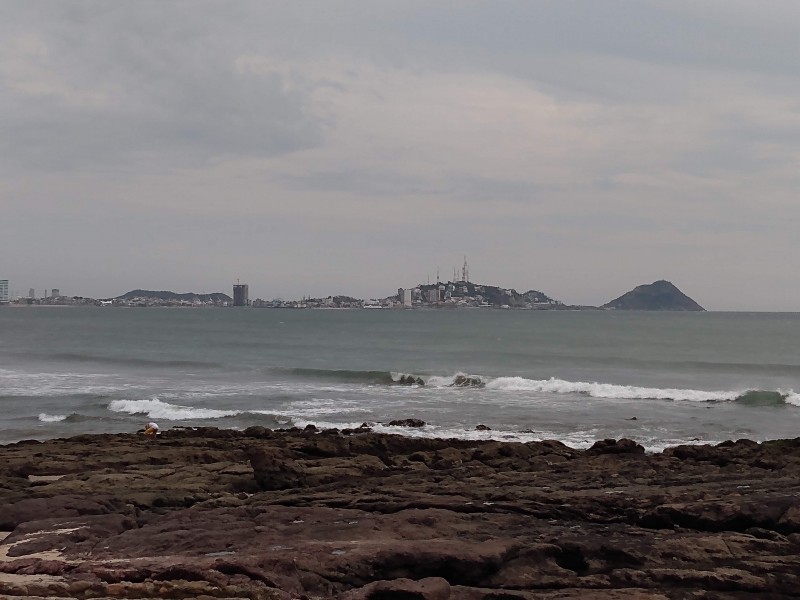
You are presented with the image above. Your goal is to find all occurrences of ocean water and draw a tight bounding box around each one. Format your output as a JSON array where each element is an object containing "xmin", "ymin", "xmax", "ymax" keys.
[{"xmin": 1, "ymin": 307, "xmax": 799, "ymax": 451}]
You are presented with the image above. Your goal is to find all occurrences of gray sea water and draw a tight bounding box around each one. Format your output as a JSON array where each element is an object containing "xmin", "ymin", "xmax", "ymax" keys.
[{"xmin": 1, "ymin": 307, "xmax": 800, "ymax": 451}]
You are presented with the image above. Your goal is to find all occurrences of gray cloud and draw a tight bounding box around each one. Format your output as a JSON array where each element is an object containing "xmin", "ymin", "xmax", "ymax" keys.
[
  {"xmin": 3, "ymin": 1, "xmax": 800, "ymax": 309},
  {"xmin": 0, "ymin": 2, "xmax": 323, "ymax": 171}
]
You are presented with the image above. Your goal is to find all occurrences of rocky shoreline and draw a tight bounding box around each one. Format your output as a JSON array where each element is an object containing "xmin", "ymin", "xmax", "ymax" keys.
[{"xmin": 1, "ymin": 426, "xmax": 800, "ymax": 599}]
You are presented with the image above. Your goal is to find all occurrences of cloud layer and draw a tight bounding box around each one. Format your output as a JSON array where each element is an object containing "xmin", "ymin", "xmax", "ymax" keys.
[{"xmin": 3, "ymin": 1, "xmax": 800, "ymax": 309}]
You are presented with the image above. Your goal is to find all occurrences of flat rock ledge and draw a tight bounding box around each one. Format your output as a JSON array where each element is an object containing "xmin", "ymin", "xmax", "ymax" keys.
[{"xmin": 2, "ymin": 427, "xmax": 800, "ymax": 599}]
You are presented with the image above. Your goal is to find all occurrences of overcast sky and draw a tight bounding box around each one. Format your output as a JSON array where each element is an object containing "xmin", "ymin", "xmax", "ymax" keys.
[{"xmin": 3, "ymin": 1, "xmax": 800, "ymax": 310}]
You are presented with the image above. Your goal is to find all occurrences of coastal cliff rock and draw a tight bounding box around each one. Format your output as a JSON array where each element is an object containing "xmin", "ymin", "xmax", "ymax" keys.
[
  {"xmin": 2, "ymin": 428, "xmax": 800, "ymax": 598},
  {"xmin": 602, "ymin": 280, "xmax": 705, "ymax": 311}
]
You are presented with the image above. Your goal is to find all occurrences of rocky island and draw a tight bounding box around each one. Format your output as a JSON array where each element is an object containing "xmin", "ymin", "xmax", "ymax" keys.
[
  {"xmin": 602, "ymin": 281, "xmax": 705, "ymax": 312},
  {"xmin": 2, "ymin": 426, "xmax": 799, "ymax": 599}
]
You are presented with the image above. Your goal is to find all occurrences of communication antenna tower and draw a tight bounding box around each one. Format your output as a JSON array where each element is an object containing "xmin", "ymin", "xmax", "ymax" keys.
[{"xmin": 462, "ymin": 256, "xmax": 470, "ymax": 283}]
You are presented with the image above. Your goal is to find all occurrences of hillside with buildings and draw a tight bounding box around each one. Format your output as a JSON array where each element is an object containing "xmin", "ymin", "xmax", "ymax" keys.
[{"xmin": 400, "ymin": 280, "xmax": 563, "ymax": 309}]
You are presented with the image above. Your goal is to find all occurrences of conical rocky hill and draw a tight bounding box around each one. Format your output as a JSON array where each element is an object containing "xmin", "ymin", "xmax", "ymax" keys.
[{"xmin": 602, "ymin": 280, "xmax": 705, "ymax": 311}]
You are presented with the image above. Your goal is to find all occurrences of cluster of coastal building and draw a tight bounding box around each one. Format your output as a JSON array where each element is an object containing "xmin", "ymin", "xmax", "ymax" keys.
[
  {"xmin": 0, "ymin": 283, "xmax": 96, "ymax": 306},
  {"xmin": 1, "ymin": 259, "xmax": 561, "ymax": 310},
  {"xmin": 245, "ymin": 280, "xmax": 561, "ymax": 310},
  {"xmin": 0, "ymin": 278, "xmax": 563, "ymax": 310}
]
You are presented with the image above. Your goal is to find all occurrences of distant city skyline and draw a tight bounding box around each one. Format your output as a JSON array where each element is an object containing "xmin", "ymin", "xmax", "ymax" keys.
[
  {"xmin": 4, "ymin": 3, "xmax": 800, "ymax": 311},
  {"xmin": 0, "ymin": 273, "xmax": 709, "ymax": 312}
]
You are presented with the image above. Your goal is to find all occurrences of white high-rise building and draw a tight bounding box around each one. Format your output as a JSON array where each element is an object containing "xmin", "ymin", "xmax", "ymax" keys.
[
  {"xmin": 397, "ymin": 288, "xmax": 412, "ymax": 307},
  {"xmin": 0, "ymin": 280, "xmax": 8, "ymax": 304}
]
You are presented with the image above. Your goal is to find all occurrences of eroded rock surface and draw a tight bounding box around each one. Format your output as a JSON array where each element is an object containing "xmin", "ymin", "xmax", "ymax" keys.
[{"xmin": 2, "ymin": 428, "xmax": 800, "ymax": 598}]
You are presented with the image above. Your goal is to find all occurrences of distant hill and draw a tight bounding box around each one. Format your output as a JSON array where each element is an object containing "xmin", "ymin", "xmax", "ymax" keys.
[
  {"xmin": 602, "ymin": 280, "xmax": 704, "ymax": 311},
  {"xmin": 115, "ymin": 290, "xmax": 232, "ymax": 303},
  {"xmin": 416, "ymin": 281, "xmax": 562, "ymax": 308}
]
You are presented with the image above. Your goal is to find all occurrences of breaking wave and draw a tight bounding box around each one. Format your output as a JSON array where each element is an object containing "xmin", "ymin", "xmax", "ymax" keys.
[
  {"xmin": 484, "ymin": 376, "xmax": 799, "ymax": 405},
  {"xmin": 38, "ymin": 413, "xmax": 69, "ymax": 423},
  {"xmin": 735, "ymin": 390, "xmax": 791, "ymax": 407},
  {"xmin": 484, "ymin": 376, "xmax": 733, "ymax": 401},
  {"xmin": 37, "ymin": 412, "xmax": 99, "ymax": 423},
  {"xmin": 108, "ymin": 398, "xmax": 242, "ymax": 420},
  {"xmin": 276, "ymin": 367, "xmax": 482, "ymax": 387},
  {"xmin": 275, "ymin": 367, "xmax": 800, "ymax": 406},
  {"xmin": 106, "ymin": 398, "xmax": 296, "ymax": 427}
]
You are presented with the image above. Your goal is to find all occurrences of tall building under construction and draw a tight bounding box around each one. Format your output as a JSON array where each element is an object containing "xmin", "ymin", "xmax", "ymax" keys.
[{"xmin": 233, "ymin": 283, "xmax": 250, "ymax": 307}]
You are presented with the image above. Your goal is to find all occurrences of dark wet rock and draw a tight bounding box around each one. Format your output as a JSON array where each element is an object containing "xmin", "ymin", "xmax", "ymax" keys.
[
  {"xmin": 243, "ymin": 425, "xmax": 272, "ymax": 438},
  {"xmin": 2, "ymin": 428, "xmax": 800, "ymax": 598},
  {"xmin": 0, "ymin": 495, "xmax": 132, "ymax": 530},
  {"xmin": 248, "ymin": 446, "xmax": 309, "ymax": 491},
  {"xmin": 746, "ymin": 526, "xmax": 789, "ymax": 542},
  {"xmin": 388, "ymin": 418, "xmax": 426, "ymax": 428},
  {"xmin": 587, "ymin": 438, "xmax": 645, "ymax": 455},
  {"xmin": 396, "ymin": 375, "xmax": 425, "ymax": 386},
  {"xmin": 342, "ymin": 425, "xmax": 373, "ymax": 435},
  {"xmin": 451, "ymin": 375, "xmax": 483, "ymax": 387}
]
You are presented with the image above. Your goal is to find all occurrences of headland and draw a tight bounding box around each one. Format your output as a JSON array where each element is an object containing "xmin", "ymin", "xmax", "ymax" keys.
[
  {"xmin": 3, "ymin": 280, "xmax": 705, "ymax": 311},
  {"xmin": 1, "ymin": 426, "xmax": 798, "ymax": 598}
]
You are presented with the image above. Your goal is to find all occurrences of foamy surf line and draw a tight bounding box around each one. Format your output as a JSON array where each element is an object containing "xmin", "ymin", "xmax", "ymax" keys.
[
  {"xmin": 287, "ymin": 418, "xmax": 721, "ymax": 452},
  {"xmin": 108, "ymin": 398, "xmax": 243, "ymax": 420},
  {"xmin": 100, "ymin": 398, "xmax": 742, "ymax": 453},
  {"xmin": 485, "ymin": 377, "xmax": 800, "ymax": 405},
  {"xmin": 396, "ymin": 371, "xmax": 800, "ymax": 404},
  {"xmin": 38, "ymin": 413, "xmax": 69, "ymax": 423},
  {"xmin": 485, "ymin": 376, "xmax": 735, "ymax": 402},
  {"xmin": 107, "ymin": 398, "xmax": 294, "ymax": 422}
]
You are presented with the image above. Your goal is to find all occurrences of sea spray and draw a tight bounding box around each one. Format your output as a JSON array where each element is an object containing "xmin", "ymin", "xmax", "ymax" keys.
[
  {"xmin": 484, "ymin": 376, "xmax": 736, "ymax": 402},
  {"xmin": 108, "ymin": 398, "xmax": 242, "ymax": 420}
]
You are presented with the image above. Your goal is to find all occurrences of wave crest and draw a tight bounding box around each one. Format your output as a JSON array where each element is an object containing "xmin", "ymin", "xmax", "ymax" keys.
[
  {"xmin": 108, "ymin": 398, "xmax": 242, "ymax": 420},
  {"xmin": 279, "ymin": 367, "xmax": 799, "ymax": 406},
  {"xmin": 484, "ymin": 376, "xmax": 735, "ymax": 402},
  {"xmin": 481, "ymin": 376, "xmax": 800, "ymax": 406},
  {"xmin": 38, "ymin": 413, "xmax": 69, "ymax": 423}
]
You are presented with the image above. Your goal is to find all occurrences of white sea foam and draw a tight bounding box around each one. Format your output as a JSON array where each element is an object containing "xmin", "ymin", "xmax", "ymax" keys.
[
  {"xmin": 38, "ymin": 413, "xmax": 68, "ymax": 423},
  {"xmin": 783, "ymin": 390, "xmax": 800, "ymax": 407},
  {"xmin": 484, "ymin": 376, "xmax": 736, "ymax": 402},
  {"xmin": 423, "ymin": 374, "xmax": 458, "ymax": 386},
  {"xmin": 282, "ymin": 419, "xmax": 676, "ymax": 452},
  {"xmin": 286, "ymin": 419, "xmax": 723, "ymax": 453},
  {"xmin": 272, "ymin": 398, "xmax": 363, "ymax": 417},
  {"xmin": 107, "ymin": 398, "xmax": 241, "ymax": 420},
  {"xmin": 389, "ymin": 371, "xmax": 738, "ymax": 403}
]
